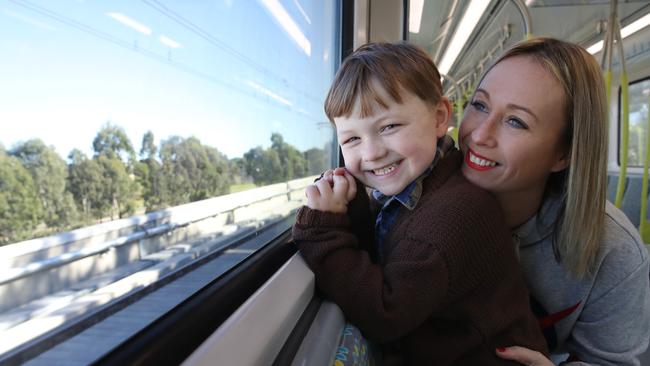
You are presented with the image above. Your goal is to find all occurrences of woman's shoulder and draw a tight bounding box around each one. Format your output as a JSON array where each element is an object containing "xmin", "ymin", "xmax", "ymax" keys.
[
  {"xmin": 416, "ymin": 170, "xmax": 507, "ymax": 233},
  {"xmin": 593, "ymin": 201, "xmax": 649, "ymax": 291},
  {"xmin": 601, "ymin": 201, "xmax": 647, "ymax": 264}
]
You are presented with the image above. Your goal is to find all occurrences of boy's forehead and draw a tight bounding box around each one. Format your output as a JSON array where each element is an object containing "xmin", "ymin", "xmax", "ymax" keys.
[
  {"xmin": 349, "ymin": 93, "xmax": 388, "ymax": 117},
  {"xmin": 347, "ymin": 79, "xmax": 399, "ymax": 117}
]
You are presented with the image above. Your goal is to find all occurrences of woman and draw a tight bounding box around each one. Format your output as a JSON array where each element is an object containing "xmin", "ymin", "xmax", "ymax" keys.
[{"xmin": 459, "ymin": 37, "xmax": 650, "ymax": 365}]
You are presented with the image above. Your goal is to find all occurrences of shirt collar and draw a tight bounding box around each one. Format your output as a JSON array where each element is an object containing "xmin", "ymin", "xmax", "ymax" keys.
[
  {"xmin": 371, "ymin": 167, "xmax": 429, "ymax": 210},
  {"xmin": 514, "ymin": 192, "xmax": 563, "ymax": 247},
  {"xmin": 370, "ymin": 135, "xmax": 456, "ymax": 210}
]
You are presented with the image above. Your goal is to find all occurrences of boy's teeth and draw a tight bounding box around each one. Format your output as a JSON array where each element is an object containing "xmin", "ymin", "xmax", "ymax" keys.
[
  {"xmin": 470, "ymin": 152, "xmax": 497, "ymax": 167},
  {"xmin": 373, "ymin": 163, "xmax": 397, "ymax": 175}
]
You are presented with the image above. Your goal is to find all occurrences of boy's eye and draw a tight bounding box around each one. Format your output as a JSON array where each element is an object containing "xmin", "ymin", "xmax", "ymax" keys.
[
  {"xmin": 342, "ymin": 136, "xmax": 359, "ymax": 145},
  {"xmin": 380, "ymin": 124, "xmax": 399, "ymax": 132}
]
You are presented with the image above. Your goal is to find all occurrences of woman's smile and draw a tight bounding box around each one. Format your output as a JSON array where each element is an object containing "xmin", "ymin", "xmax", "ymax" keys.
[{"xmin": 465, "ymin": 148, "xmax": 498, "ymax": 171}]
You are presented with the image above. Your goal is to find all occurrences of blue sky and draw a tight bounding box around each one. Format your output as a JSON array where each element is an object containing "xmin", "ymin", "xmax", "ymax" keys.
[{"xmin": 0, "ymin": 0, "xmax": 337, "ymax": 160}]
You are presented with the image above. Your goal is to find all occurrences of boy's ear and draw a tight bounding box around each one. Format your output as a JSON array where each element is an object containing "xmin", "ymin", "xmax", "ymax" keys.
[{"xmin": 434, "ymin": 97, "xmax": 451, "ymax": 138}]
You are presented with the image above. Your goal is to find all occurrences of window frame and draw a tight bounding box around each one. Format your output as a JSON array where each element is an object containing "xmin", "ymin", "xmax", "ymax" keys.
[{"xmin": 0, "ymin": 1, "xmax": 348, "ymax": 364}]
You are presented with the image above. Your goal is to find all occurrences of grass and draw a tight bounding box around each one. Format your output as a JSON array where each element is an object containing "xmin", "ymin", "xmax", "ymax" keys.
[{"xmin": 229, "ymin": 183, "xmax": 257, "ymax": 193}]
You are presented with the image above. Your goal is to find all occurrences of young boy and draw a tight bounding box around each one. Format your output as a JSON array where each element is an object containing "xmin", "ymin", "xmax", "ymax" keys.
[{"xmin": 292, "ymin": 42, "xmax": 547, "ymax": 365}]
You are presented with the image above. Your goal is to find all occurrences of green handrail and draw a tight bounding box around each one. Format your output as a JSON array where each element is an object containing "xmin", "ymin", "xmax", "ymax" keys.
[
  {"xmin": 639, "ymin": 92, "xmax": 650, "ymax": 242},
  {"xmin": 615, "ymin": 72, "xmax": 629, "ymax": 207},
  {"xmin": 601, "ymin": 0, "xmax": 629, "ymax": 209}
]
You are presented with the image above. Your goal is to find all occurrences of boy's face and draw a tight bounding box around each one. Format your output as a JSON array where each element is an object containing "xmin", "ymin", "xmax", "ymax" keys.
[{"xmin": 334, "ymin": 85, "xmax": 449, "ymax": 196}]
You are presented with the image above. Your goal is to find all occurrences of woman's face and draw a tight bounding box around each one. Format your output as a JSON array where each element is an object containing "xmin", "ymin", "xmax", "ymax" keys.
[{"xmin": 459, "ymin": 55, "xmax": 569, "ymax": 199}]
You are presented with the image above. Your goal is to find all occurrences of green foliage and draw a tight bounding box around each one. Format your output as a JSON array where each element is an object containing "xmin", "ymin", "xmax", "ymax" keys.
[
  {"xmin": 304, "ymin": 146, "xmax": 331, "ymax": 175},
  {"xmin": 271, "ymin": 133, "xmax": 308, "ymax": 180},
  {"xmin": 140, "ymin": 131, "xmax": 157, "ymax": 160},
  {"xmin": 243, "ymin": 133, "xmax": 313, "ymax": 186},
  {"xmin": 11, "ymin": 139, "xmax": 79, "ymax": 229},
  {"xmin": 157, "ymin": 136, "xmax": 231, "ymax": 207},
  {"xmin": 93, "ymin": 122, "xmax": 136, "ymax": 165},
  {"xmin": 243, "ymin": 146, "xmax": 282, "ymax": 186},
  {"xmin": 229, "ymin": 183, "xmax": 256, "ymax": 193},
  {"xmin": 67, "ymin": 151, "xmax": 108, "ymax": 219},
  {"xmin": 96, "ymin": 155, "xmax": 140, "ymax": 219},
  {"xmin": 0, "ymin": 153, "xmax": 42, "ymax": 244},
  {"xmin": 1, "ymin": 129, "xmax": 327, "ymax": 244}
]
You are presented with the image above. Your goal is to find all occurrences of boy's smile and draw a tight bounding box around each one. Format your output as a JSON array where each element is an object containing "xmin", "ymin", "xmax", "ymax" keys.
[{"xmin": 334, "ymin": 83, "xmax": 449, "ymax": 196}]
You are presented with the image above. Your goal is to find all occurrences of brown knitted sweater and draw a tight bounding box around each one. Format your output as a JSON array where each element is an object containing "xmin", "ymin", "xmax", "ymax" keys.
[{"xmin": 292, "ymin": 150, "xmax": 548, "ymax": 365}]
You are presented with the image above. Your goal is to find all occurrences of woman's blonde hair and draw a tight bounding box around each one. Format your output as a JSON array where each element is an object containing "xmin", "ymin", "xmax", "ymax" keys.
[{"xmin": 485, "ymin": 37, "xmax": 608, "ymax": 278}]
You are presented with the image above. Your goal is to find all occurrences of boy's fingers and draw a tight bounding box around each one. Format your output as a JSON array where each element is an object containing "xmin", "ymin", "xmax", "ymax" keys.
[
  {"xmin": 305, "ymin": 185, "xmax": 320, "ymax": 207},
  {"xmin": 332, "ymin": 174, "xmax": 349, "ymax": 198},
  {"xmin": 333, "ymin": 167, "xmax": 346, "ymax": 176},
  {"xmin": 315, "ymin": 178, "xmax": 333, "ymax": 197},
  {"xmin": 344, "ymin": 172, "xmax": 357, "ymax": 201}
]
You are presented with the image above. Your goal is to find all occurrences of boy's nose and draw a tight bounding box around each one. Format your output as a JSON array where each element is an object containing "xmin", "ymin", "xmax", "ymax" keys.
[{"xmin": 362, "ymin": 141, "xmax": 387, "ymax": 162}]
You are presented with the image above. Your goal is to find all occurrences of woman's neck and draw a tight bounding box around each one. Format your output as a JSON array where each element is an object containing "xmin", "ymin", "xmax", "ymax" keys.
[{"xmin": 495, "ymin": 189, "xmax": 545, "ymax": 229}]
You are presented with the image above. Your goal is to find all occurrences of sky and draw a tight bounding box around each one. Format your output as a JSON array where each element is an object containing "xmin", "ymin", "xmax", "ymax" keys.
[{"xmin": 0, "ymin": 0, "xmax": 337, "ymax": 160}]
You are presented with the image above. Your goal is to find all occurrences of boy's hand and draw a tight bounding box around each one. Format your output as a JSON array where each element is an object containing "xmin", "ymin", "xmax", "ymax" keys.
[{"xmin": 306, "ymin": 168, "xmax": 357, "ymax": 213}]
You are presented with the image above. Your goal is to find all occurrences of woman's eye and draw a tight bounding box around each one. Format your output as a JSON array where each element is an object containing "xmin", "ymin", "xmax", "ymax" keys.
[
  {"xmin": 506, "ymin": 117, "xmax": 528, "ymax": 129},
  {"xmin": 470, "ymin": 100, "xmax": 487, "ymax": 112}
]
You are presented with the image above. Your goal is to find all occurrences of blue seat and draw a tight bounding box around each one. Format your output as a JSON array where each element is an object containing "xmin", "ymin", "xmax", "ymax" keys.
[
  {"xmin": 608, "ymin": 174, "xmax": 643, "ymax": 228},
  {"xmin": 621, "ymin": 177, "xmax": 643, "ymax": 228},
  {"xmin": 606, "ymin": 175, "xmax": 618, "ymax": 203}
]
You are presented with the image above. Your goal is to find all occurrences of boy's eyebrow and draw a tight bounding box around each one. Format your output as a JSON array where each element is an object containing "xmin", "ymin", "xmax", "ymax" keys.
[
  {"xmin": 475, "ymin": 88, "xmax": 539, "ymax": 123},
  {"xmin": 335, "ymin": 112, "xmax": 394, "ymax": 134}
]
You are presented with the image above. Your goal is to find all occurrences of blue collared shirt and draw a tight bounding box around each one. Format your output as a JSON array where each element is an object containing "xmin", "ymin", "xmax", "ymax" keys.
[{"xmin": 371, "ymin": 155, "xmax": 438, "ymax": 263}]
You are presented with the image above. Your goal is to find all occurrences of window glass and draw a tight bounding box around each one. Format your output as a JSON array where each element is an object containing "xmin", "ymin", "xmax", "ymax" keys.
[
  {"xmin": 0, "ymin": 0, "xmax": 338, "ymax": 356},
  {"xmin": 622, "ymin": 78, "xmax": 650, "ymax": 167}
]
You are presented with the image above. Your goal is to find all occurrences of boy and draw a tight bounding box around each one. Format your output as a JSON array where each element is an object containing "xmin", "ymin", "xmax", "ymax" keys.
[{"xmin": 292, "ymin": 42, "xmax": 547, "ymax": 365}]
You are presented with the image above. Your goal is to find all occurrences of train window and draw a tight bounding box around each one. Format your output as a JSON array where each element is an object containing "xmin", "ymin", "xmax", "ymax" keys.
[
  {"xmin": 621, "ymin": 77, "xmax": 650, "ymax": 167},
  {"xmin": 0, "ymin": 0, "xmax": 338, "ymax": 361}
]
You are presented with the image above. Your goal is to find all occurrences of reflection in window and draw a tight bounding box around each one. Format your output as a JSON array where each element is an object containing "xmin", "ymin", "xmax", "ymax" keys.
[
  {"xmin": 623, "ymin": 78, "xmax": 650, "ymax": 167},
  {"xmin": 0, "ymin": 0, "xmax": 339, "ymax": 359},
  {"xmin": 0, "ymin": 0, "xmax": 338, "ymax": 243}
]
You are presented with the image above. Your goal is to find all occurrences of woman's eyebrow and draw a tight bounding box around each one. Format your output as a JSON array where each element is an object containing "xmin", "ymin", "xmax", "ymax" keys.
[
  {"xmin": 475, "ymin": 88, "xmax": 538, "ymax": 122},
  {"xmin": 506, "ymin": 103, "xmax": 538, "ymax": 122}
]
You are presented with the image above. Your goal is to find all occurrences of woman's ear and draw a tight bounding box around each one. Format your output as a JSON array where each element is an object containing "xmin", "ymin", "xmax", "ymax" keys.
[
  {"xmin": 550, "ymin": 151, "xmax": 570, "ymax": 172},
  {"xmin": 434, "ymin": 97, "xmax": 452, "ymax": 138}
]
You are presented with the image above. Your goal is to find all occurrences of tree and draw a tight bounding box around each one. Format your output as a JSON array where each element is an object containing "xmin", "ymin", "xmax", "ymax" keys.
[
  {"xmin": 93, "ymin": 122, "xmax": 136, "ymax": 166},
  {"xmin": 304, "ymin": 147, "xmax": 330, "ymax": 175},
  {"xmin": 243, "ymin": 133, "xmax": 308, "ymax": 185},
  {"xmin": 0, "ymin": 152, "xmax": 42, "ymax": 244},
  {"xmin": 96, "ymin": 155, "xmax": 140, "ymax": 219},
  {"xmin": 136, "ymin": 131, "xmax": 163, "ymax": 212},
  {"xmin": 229, "ymin": 157, "xmax": 252, "ymax": 185},
  {"xmin": 243, "ymin": 146, "xmax": 283, "ymax": 185},
  {"xmin": 11, "ymin": 139, "xmax": 78, "ymax": 229},
  {"xmin": 67, "ymin": 150, "xmax": 107, "ymax": 220},
  {"xmin": 270, "ymin": 133, "xmax": 308, "ymax": 180},
  {"xmin": 203, "ymin": 144, "xmax": 231, "ymax": 197},
  {"xmin": 140, "ymin": 130, "xmax": 157, "ymax": 160},
  {"xmin": 157, "ymin": 136, "xmax": 231, "ymax": 206}
]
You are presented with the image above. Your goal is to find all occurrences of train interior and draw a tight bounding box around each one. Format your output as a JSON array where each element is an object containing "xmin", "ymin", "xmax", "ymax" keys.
[{"xmin": 1, "ymin": 1, "xmax": 650, "ymax": 365}]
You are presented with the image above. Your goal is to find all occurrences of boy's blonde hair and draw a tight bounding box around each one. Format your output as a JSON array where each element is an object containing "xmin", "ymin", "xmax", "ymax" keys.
[
  {"xmin": 481, "ymin": 37, "xmax": 607, "ymax": 278},
  {"xmin": 324, "ymin": 42, "xmax": 443, "ymax": 122}
]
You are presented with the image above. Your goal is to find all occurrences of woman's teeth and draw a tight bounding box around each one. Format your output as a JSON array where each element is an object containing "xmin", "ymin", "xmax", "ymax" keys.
[{"xmin": 469, "ymin": 152, "xmax": 497, "ymax": 167}]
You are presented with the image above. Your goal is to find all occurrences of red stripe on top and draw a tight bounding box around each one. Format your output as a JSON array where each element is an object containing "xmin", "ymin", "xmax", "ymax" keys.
[{"xmin": 538, "ymin": 301, "xmax": 582, "ymax": 329}]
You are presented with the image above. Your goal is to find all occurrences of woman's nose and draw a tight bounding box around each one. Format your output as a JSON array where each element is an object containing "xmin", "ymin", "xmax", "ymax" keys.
[{"xmin": 471, "ymin": 116, "xmax": 498, "ymax": 148}]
